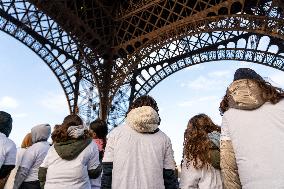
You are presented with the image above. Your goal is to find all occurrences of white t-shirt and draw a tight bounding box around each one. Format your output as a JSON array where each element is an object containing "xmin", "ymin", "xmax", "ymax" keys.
[
  {"xmin": 4, "ymin": 148, "xmax": 26, "ymax": 189},
  {"xmin": 221, "ymin": 100, "xmax": 284, "ymax": 189},
  {"xmin": 41, "ymin": 141, "xmax": 100, "ymax": 189},
  {"xmin": 20, "ymin": 141, "xmax": 50, "ymax": 182},
  {"xmin": 179, "ymin": 160, "xmax": 222, "ymax": 189},
  {"xmin": 0, "ymin": 133, "xmax": 16, "ymax": 168},
  {"xmin": 103, "ymin": 125, "xmax": 176, "ymax": 189}
]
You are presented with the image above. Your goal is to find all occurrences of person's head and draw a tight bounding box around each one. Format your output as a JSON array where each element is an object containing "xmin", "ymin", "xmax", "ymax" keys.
[
  {"xmin": 21, "ymin": 133, "xmax": 32, "ymax": 148},
  {"xmin": 128, "ymin": 95, "xmax": 159, "ymax": 114},
  {"xmin": 51, "ymin": 114, "xmax": 90, "ymax": 143},
  {"xmin": 89, "ymin": 119, "xmax": 108, "ymax": 139},
  {"xmin": 183, "ymin": 114, "xmax": 220, "ymax": 169},
  {"xmin": 219, "ymin": 68, "xmax": 284, "ymax": 115},
  {"xmin": 0, "ymin": 111, "xmax": 13, "ymax": 137},
  {"xmin": 31, "ymin": 124, "xmax": 51, "ymax": 144}
]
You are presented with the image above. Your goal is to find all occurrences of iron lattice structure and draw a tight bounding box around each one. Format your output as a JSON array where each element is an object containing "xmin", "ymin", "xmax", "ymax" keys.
[{"xmin": 1, "ymin": 0, "xmax": 284, "ymax": 127}]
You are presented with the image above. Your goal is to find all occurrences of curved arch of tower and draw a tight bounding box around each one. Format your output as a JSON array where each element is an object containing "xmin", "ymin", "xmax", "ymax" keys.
[{"xmin": 1, "ymin": 0, "xmax": 284, "ymax": 127}]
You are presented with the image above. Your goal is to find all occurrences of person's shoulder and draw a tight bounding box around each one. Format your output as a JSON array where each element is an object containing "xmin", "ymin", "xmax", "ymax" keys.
[
  {"xmin": 155, "ymin": 129, "xmax": 172, "ymax": 142},
  {"xmin": 5, "ymin": 137, "xmax": 16, "ymax": 149},
  {"xmin": 25, "ymin": 141, "xmax": 48, "ymax": 153},
  {"xmin": 222, "ymin": 108, "xmax": 238, "ymax": 118},
  {"xmin": 275, "ymin": 99, "xmax": 284, "ymax": 106},
  {"xmin": 88, "ymin": 139, "xmax": 99, "ymax": 149},
  {"xmin": 107, "ymin": 125, "xmax": 127, "ymax": 137},
  {"xmin": 24, "ymin": 143, "xmax": 35, "ymax": 154}
]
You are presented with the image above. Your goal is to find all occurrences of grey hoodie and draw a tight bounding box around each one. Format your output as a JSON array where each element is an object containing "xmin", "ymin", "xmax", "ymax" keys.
[{"xmin": 31, "ymin": 124, "xmax": 51, "ymax": 144}]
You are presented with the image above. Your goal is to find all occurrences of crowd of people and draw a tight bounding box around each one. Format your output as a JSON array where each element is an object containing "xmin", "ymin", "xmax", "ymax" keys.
[{"xmin": 0, "ymin": 67, "xmax": 284, "ymax": 189}]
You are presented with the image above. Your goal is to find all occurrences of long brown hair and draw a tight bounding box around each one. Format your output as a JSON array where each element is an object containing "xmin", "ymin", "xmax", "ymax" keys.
[
  {"xmin": 183, "ymin": 114, "xmax": 220, "ymax": 169},
  {"xmin": 51, "ymin": 114, "xmax": 90, "ymax": 143},
  {"xmin": 220, "ymin": 79, "xmax": 284, "ymax": 115}
]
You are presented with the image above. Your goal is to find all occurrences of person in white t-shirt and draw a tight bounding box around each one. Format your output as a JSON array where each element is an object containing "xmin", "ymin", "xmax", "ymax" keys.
[
  {"xmin": 179, "ymin": 114, "xmax": 222, "ymax": 189},
  {"xmin": 4, "ymin": 133, "xmax": 32, "ymax": 189},
  {"xmin": 0, "ymin": 111, "xmax": 17, "ymax": 188},
  {"xmin": 38, "ymin": 115, "xmax": 101, "ymax": 189},
  {"xmin": 101, "ymin": 96, "xmax": 178, "ymax": 189},
  {"xmin": 220, "ymin": 68, "xmax": 284, "ymax": 189},
  {"xmin": 13, "ymin": 124, "xmax": 51, "ymax": 189},
  {"xmin": 89, "ymin": 119, "xmax": 108, "ymax": 189}
]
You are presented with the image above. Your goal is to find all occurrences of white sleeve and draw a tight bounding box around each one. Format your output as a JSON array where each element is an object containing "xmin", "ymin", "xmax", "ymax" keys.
[
  {"xmin": 163, "ymin": 138, "xmax": 176, "ymax": 170},
  {"xmin": 20, "ymin": 147, "xmax": 36, "ymax": 169},
  {"xmin": 102, "ymin": 131, "xmax": 116, "ymax": 163},
  {"xmin": 179, "ymin": 160, "xmax": 201, "ymax": 189},
  {"xmin": 87, "ymin": 142, "xmax": 100, "ymax": 170},
  {"xmin": 40, "ymin": 147, "xmax": 52, "ymax": 168},
  {"xmin": 221, "ymin": 116, "xmax": 231, "ymax": 141},
  {"xmin": 0, "ymin": 146, "xmax": 5, "ymax": 168},
  {"xmin": 3, "ymin": 140, "xmax": 16, "ymax": 165}
]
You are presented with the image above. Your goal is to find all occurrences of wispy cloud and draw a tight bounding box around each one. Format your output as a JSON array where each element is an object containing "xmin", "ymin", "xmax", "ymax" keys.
[
  {"xmin": 208, "ymin": 70, "xmax": 231, "ymax": 78},
  {"xmin": 0, "ymin": 96, "xmax": 19, "ymax": 109},
  {"xmin": 178, "ymin": 96, "xmax": 219, "ymax": 107},
  {"xmin": 39, "ymin": 93, "xmax": 68, "ymax": 113},
  {"xmin": 185, "ymin": 64, "xmax": 204, "ymax": 71},
  {"xmin": 267, "ymin": 72, "xmax": 284, "ymax": 88},
  {"xmin": 180, "ymin": 75, "xmax": 228, "ymax": 90},
  {"xmin": 14, "ymin": 113, "xmax": 28, "ymax": 118},
  {"xmin": 237, "ymin": 62, "xmax": 255, "ymax": 69}
]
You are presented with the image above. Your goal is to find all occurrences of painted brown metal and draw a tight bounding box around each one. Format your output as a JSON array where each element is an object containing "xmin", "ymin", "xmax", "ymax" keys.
[{"xmin": 1, "ymin": 0, "xmax": 284, "ymax": 127}]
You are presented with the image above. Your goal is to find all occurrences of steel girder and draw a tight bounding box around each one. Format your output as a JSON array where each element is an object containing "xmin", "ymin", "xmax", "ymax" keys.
[
  {"xmin": 130, "ymin": 33, "xmax": 284, "ymax": 100},
  {"xmin": 0, "ymin": 0, "xmax": 99, "ymax": 124},
  {"xmin": 1, "ymin": 0, "xmax": 284, "ymax": 127}
]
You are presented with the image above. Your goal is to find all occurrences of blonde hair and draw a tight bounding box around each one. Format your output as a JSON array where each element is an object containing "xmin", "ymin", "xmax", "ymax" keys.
[{"xmin": 21, "ymin": 133, "xmax": 32, "ymax": 148}]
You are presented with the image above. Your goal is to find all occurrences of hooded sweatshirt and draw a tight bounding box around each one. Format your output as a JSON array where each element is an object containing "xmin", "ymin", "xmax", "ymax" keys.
[
  {"xmin": 18, "ymin": 124, "xmax": 51, "ymax": 181},
  {"xmin": 13, "ymin": 124, "xmax": 51, "ymax": 189},
  {"xmin": 102, "ymin": 106, "xmax": 177, "ymax": 189},
  {"xmin": 221, "ymin": 79, "xmax": 284, "ymax": 189},
  {"xmin": 39, "ymin": 137, "xmax": 101, "ymax": 189}
]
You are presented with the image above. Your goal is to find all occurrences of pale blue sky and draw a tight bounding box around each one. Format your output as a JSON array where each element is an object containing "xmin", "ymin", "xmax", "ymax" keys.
[{"xmin": 1, "ymin": 31, "xmax": 284, "ymax": 164}]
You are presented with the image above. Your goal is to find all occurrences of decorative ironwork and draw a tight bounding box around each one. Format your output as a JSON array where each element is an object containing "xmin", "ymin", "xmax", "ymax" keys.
[
  {"xmin": 1, "ymin": 0, "xmax": 284, "ymax": 127},
  {"xmin": 131, "ymin": 33, "xmax": 284, "ymax": 100}
]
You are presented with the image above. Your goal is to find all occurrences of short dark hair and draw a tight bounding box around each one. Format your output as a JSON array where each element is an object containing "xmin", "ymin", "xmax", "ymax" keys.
[
  {"xmin": 128, "ymin": 95, "xmax": 159, "ymax": 113},
  {"xmin": 0, "ymin": 111, "xmax": 13, "ymax": 137},
  {"xmin": 90, "ymin": 119, "xmax": 108, "ymax": 139}
]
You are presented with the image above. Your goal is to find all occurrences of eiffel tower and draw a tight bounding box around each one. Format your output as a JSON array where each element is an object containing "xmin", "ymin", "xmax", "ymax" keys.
[{"xmin": 1, "ymin": 0, "xmax": 284, "ymax": 127}]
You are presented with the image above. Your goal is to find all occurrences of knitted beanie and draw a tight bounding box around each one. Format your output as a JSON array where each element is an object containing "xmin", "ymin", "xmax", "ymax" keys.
[{"xmin": 234, "ymin": 68, "xmax": 264, "ymax": 82}]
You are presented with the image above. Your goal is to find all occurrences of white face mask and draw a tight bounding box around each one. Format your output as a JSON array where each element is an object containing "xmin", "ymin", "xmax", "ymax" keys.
[{"xmin": 67, "ymin": 125, "xmax": 88, "ymax": 138}]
